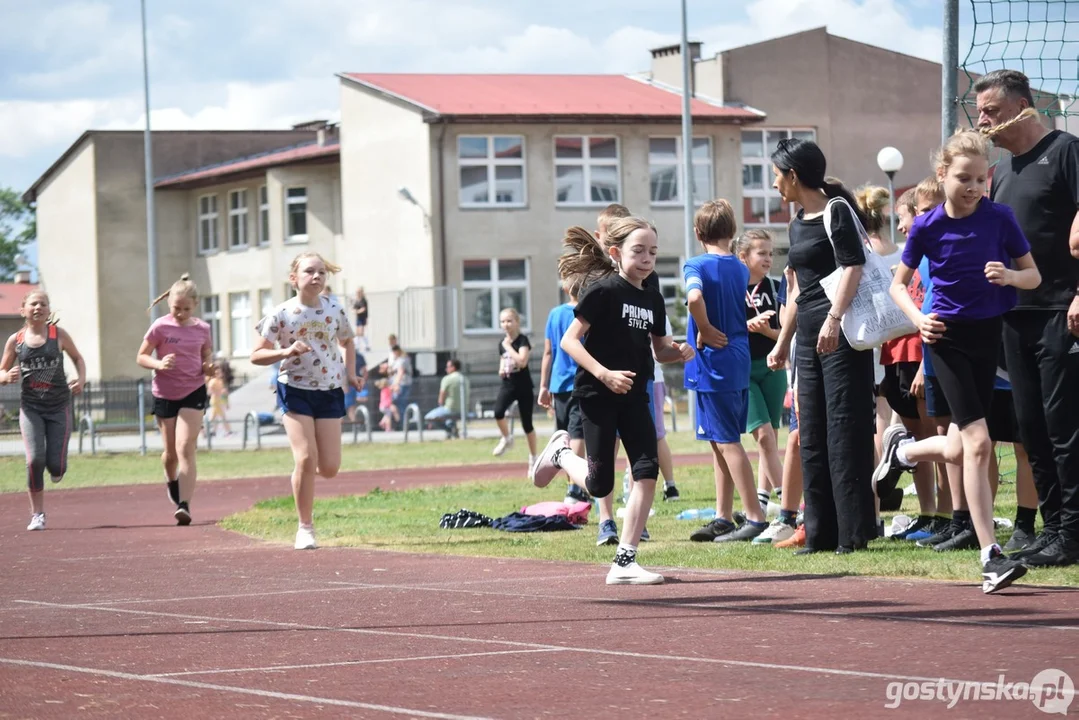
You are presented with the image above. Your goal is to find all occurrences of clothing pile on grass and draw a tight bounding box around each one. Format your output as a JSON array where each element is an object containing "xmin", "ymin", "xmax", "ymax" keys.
[{"xmin": 440, "ymin": 500, "xmax": 592, "ymax": 532}]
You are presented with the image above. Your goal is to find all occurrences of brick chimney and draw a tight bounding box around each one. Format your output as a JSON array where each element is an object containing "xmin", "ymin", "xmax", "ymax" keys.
[{"xmin": 13, "ymin": 270, "xmax": 31, "ymax": 284}]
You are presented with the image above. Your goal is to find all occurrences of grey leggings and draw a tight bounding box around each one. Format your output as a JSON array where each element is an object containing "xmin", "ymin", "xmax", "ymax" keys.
[{"xmin": 20, "ymin": 406, "xmax": 71, "ymax": 492}]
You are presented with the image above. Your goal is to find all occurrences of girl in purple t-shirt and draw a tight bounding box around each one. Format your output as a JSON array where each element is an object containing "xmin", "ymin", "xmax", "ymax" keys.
[
  {"xmin": 877, "ymin": 130, "xmax": 1040, "ymax": 594},
  {"xmin": 136, "ymin": 274, "xmax": 213, "ymax": 527}
]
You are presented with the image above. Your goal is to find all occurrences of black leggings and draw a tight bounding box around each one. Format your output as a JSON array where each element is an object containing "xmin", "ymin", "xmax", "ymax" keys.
[
  {"xmin": 494, "ymin": 382, "xmax": 535, "ymax": 434},
  {"xmin": 579, "ymin": 395, "xmax": 658, "ymax": 499},
  {"xmin": 926, "ymin": 316, "xmax": 1001, "ymax": 429}
]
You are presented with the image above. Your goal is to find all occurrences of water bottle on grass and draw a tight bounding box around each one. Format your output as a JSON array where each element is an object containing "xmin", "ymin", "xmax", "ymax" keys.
[{"xmin": 676, "ymin": 508, "xmax": 717, "ymax": 521}]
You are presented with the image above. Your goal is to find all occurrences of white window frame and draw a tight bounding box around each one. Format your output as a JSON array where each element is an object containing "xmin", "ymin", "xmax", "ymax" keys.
[
  {"xmin": 654, "ymin": 256, "xmax": 683, "ymax": 307},
  {"xmin": 285, "ymin": 186, "xmax": 308, "ymax": 244},
  {"xmin": 648, "ymin": 136, "xmax": 713, "ymax": 207},
  {"xmin": 742, "ymin": 128, "xmax": 817, "ymax": 227},
  {"xmin": 457, "ymin": 135, "xmax": 527, "ymax": 209},
  {"xmin": 257, "ymin": 185, "xmax": 270, "ymax": 247},
  {"xmin": 201, "ymin": 295, "xmax": 221, "ymax": 354},
  {"xmin": 553, "ymin": 135, "xmax": 621, "ymax": 207},
  {"xmin": 259, "ymin": 288, "xmax": 274, "ymax": 320},
  {"xmin": 197, "ymin": 194, "xmax": 219, "ymax": 254},
  {"xmin": 461, "ymin": 258, "xmax": 531, "ymax": 335},
  {"xmin": 228, "ymin": 292, "xmax": 252, "ymax": 357},
  {"xmin": 228, "ymin": 189, "xmax": 249, "ymax": 250}
]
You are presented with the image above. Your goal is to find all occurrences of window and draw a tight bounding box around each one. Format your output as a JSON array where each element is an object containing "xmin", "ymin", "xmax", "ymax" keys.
[
  {"xmin": 259, "ymin": 288, "xmax": 274, "ymax": 321},
  {"xmin": 197, "ymin": 195, "xmax": 219, "ymax": 253},
  {"xmin": 554, "ymin": 136, "xmax": 620, "ymax": 205},
  {"xmin": 457, "ymin": 136, "xmax": 526, "ymax": 207},
  {"xmin": 229, "ymin": 292, "xmax": 252, "ymax": 356},
  {"xmin": 228, "ymin": 189, "xmax": 248, "ymax": 250},
  {"xmin": 654, "ymin": 257, "xmax": 683, "ymax": 306},
  {"xmin": 648, "ymin": 137, "xmax": 713, "ymax": 206},
  {"xmin": 201, "ymin": 296, "xmax": 221, "ymax": 354},
  {"xmin": 257, "ymin": 185, "xmax": 270, "ymax": 246},
  {"xmin": 742, "ymin": 128, "xmax": 816, "ymax": 225},
  {"xmin": 285, "ymin": 187, "xmax": 307, "ymax": 242},
  {"xmin": 462, "ymin": 259, "xmax": 530, "ymax": 332}
]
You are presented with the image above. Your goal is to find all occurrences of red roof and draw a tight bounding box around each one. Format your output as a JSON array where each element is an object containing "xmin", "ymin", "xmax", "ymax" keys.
[
  {"xmin": 155, "ymin": 140, "xmax": 339, "ymax": 189},
  {"xmin": 342, "ymin": 73, "xmax": 763, "ymax": 123},
  {"xmin": 0, "ymin": 283, "xmax": 40, "ymax": 317}
]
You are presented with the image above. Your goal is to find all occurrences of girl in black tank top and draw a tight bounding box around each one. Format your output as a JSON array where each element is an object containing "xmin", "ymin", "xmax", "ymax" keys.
[{"xmin": 0, "ymin": 291, "xmax": 86, "ymax": 531}]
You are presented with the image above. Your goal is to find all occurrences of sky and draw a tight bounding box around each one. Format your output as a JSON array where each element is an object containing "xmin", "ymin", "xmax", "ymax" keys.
[{"xmin": 0, "ymin": 0, "xmax": 957, "ymax": 196}]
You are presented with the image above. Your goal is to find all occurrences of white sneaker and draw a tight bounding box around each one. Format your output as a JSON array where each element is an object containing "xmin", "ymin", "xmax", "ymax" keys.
[
  {"xmin": 752, "ymin": 518, "xmax": 795, "ymax": 544},
  {"xmin": 294, "ymin": 526, "xmax": 317, "ymax": 550},
  {"xmin": 27, "ymin": 513, "xmax": 46, "ymax": 531},
  {"xmin": 530, "ymin": 430, "xmax": 569, "ymax": 487},
  {"xmin": 492, "ymin": 435, "xmax": 514, "ymax": 456},
  {"xmin": 606, "ymin": 561, "xmax": 664, "ymax": 585},
  {"xmin": 528, "ymin": 455, "xmax": 536, "ymax": 472},
  {"xmin": 50, "ymin": 475, "xmax": 63, "ymax": 484}
]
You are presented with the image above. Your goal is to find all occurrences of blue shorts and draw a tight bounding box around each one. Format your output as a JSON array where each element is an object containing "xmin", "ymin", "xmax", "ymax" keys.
[
  {"xmin": 924, "ymin": 375, "xmax": 950, "ymax": 419},
  {"xmin": 789, "ymin": 405, "xmax": 798, "ymax": 433},
  {"xmin": 695, "ymin": 389, "xmax": 748, "ymax": 444},
  {"xmin": 277, "ymin": 382, "xmax": 346, "ymax": 420}
]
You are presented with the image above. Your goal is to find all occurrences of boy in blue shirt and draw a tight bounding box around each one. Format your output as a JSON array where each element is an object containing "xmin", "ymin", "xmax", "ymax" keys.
[{"xmin": 684, "ymin": 199, "xmax": 768, "ymax": 542}]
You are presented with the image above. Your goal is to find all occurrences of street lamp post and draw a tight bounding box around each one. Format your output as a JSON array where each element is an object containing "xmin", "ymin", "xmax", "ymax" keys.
[{"xmin": 876, "ymin": 147, "xmax": 904, "ymax": 244}]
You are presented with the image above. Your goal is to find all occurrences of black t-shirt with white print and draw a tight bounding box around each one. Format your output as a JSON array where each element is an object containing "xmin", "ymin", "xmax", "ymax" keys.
[
  {"xmin": 746, "ymin": 277, "xmax": 783, "ymax": 360},
  {"xmin": 989, "ymin": 129, "xmax": 1079, "ymax": 310},
  {"xmin": 572, "ymin": 273, "xmax": 667, "ymax": 401},
  {"xmin": 498, "ymin": 334, "xmax": 533, "ymax": 390}
]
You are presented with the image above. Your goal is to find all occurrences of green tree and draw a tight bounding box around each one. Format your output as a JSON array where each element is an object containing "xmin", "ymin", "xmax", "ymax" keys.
[{"xmin": 0, "ymin": 187, "xmax": 35, "ymax": 282}]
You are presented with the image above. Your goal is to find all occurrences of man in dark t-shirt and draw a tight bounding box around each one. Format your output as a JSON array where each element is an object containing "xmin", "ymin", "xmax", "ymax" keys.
[{"xmin": 978, "ymin": 69, "xmax": 1079, "ymax": 567}]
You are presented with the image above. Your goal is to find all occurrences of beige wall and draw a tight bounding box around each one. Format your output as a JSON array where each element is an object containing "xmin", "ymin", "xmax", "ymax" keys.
[{"xmin": 34, "ymin": 141, "xmax": 101, "ymax": 378}]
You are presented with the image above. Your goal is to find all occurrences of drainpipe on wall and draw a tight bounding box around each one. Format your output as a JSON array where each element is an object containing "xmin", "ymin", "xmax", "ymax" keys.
[{"xmin": 436, "ymin": 123, "xmax": 448, "ymax": 286}]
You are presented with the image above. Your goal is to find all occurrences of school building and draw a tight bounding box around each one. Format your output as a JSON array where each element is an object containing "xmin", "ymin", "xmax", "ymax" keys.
[{"xmin": 25, "ymin": 27, "xmax": 965, "ymax": 381}]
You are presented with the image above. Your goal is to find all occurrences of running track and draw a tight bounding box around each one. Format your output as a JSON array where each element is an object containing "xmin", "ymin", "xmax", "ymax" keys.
[{"xmin": 1, "ymin": 460, "xmax": 1076, "ymax": 719}]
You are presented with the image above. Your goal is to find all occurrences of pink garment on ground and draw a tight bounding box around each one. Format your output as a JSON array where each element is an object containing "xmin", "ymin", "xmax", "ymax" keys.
[
  {"xmin": 520, "ymin": 500, "xmax": 592, "ymax": 525},
  {"xmin": 144, "ymin": 315, "xmax": 211, "ymax": 400}
]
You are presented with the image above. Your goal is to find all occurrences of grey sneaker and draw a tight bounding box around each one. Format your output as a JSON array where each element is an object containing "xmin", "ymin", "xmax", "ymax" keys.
[
  {"xmin": 596, "ymin": 519, "xmax": 618, "ymax": 546},
  {"xmin": 531, "ymin": 430, "xmax": 570, "ymax": 488},
  {"xmin": 714, "ymin": 520, "xmax": 768, "ymax": 543},
  {"xmin": 1003, "ymin": 526, "xmax": 1036, "ymax": 553}
]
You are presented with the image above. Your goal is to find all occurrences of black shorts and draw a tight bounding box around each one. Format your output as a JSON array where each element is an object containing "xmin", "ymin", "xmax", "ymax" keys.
[
  {"xmin": 579, "ymin": 395, "xmax": 658, "ymax": 498},
  {"xmin": 277, "ymin": 382, "xmax": 346, "ymax": 420},
  {"xmin": 153, "ymin": 385, "xmax": 208, "ymax": 419},
  {"xmin": 552, "ymin": 392, "xmax": 584, "ymax": 440},
  {"xmin": 926, "ymin": 316, "xmax": 1002, "ymax": 429},
  {"xmin": 880, "ymin": 361, "xmax": 920, "ymax": 421},
  {"xmin": 987, "ymin": 388, "xmax": 1018, "ymax": 444}
]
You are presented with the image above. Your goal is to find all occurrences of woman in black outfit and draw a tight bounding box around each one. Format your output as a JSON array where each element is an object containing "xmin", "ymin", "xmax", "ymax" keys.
[{"xmin": 766, "ymin": 139, "xmax": 877, "ymax": 554}]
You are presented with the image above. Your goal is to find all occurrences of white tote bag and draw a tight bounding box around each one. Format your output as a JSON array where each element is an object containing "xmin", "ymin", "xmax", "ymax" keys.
[{"xmin": 817, "ymin": 197, "xmax": 916, "ymax": 351}]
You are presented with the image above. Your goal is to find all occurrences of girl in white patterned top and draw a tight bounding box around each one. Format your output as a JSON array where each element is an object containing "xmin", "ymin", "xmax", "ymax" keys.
[{"xmin": 251, "ymin": 252, "xmax": 362, "ymax": 550}]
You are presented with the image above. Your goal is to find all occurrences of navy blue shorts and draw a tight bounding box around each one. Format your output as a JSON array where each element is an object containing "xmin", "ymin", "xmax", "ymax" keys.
[
  {"xmin": 276, "ymin": 382, "xmax": 346, "ymax": 420},
  {"xmin": 924, "ymin": 374, "xmax": 951, "ymax": 419},
  {"xmin": 695, "ymin": 389, "xmax": 748, "ymax": 444}
]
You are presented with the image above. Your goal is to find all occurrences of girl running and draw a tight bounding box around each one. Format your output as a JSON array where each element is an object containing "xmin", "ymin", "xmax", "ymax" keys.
[
  {"xmin": 206, "ymin": 363, "xmax": 233, "ymax": 438},
  {"xmin": 137, "ymin": 275, "xmax": 212, "ymax": 526},
  {"xmin": 251, "ymin": 252, "xmax": 361, "ymax": 550},
  {"xmin": 876, "ymin": 129, "xmax": 1040, "ymax": 593},
  {"xmin": 531, "ymin": 216, "xmax": 694, "ymax": 585},
  {"xmin": 492, "ymin": 308, "xmax": 537, "ymax": 467},
  {"xmin": 0, "ymin": 291, "xmax": 85, "ymax": 531}
]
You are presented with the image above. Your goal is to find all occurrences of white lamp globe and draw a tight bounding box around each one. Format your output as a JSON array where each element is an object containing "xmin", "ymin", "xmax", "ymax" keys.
[{"xmin": 877, "ymin": 146, "xmax": 904, "ymax": 174}]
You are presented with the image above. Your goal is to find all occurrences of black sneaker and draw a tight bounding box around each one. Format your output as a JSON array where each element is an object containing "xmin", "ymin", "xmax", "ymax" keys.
[
  {"xmin": 880, "ymin": 487, "xmax": 904, "ymax": 512},
  {"xmin": 1008, "ymin": 530, "xmax": 1057, "ymax": 561},
  {"xmin": 690, "ymin": 518, "xmax": 736, "ymax": 542},
  {"xmin": 982, "ymin": 547, "xmax": 1027, "ymax": 594},
  {"xmin": 663, "ymin": 485, "xmax": 681, "ymax": 501},
  {"xmin": 167, "ymin": 479, "xmax": 180, "ymax": 506},
  {"xmin": 916, "ymin": 519, "xmax": 959, "ymax": 548},
  {"xmin": 1023, "ymin": 535, "xmax": 1079, "ymax": 568},
  {"xmin": 564, "ymin": 483, "xmax": 591, "ymax": 504},
  {"xmin": 1003, "ymin": 526, "xmax": 1036, "ymax": 553},
  {"xmin": 872, "ymin": 425, "xmax": 914, "ymax": 499},
  {"xmin": 714, "ymin": 520, "xmax": 767, "ymax": 543},
  {"xmin": 933, "ymin": 527, "xmax": 978, "ymax": 552},
  {"xmin": 174, "ymin": 501, "xmax": 191, "ymax": 526}
]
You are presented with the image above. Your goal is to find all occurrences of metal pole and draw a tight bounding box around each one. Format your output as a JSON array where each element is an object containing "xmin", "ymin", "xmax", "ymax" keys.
[
  {"xmin": 887, "ymin": 173, "xmax": 897, "ymax": 244},
  {"xmin": 459, "ymin": 369, "xmax": 468, "ymax": 439},
  {"xmin": 137, "ymin": 380, "xmax": 147, "ymax": 456},
  {"xmin": 680, "ymin": 0, "xmax": 697, "ymax": 429},
  {"xmin": 141, "ymin": 0, "xmax": 158, "ymax": 318},
  {"xmin": 942, "ymin": 0, "xmax": 960, "ymax": 143}
]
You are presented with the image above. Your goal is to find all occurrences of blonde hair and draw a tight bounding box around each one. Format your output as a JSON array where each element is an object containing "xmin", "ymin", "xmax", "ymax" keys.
[
  {"xmin": 596, "ymin": 203, "xmax": 631, "ymax": 236},
  {"xmin": 980, "ymin": 106, "xmax": 1040, "ymax": 139},
  {"xmin": 288, "ymin": 252, "xmax": 342, "ymax": 284},
  {"xmin": 934, "ymin": 129, "xmax": 992, "ymax": 174},
  {"xmin": 559, "ymin": 216, "xmax": 656, "ymax": 283},
  {"xmin": 694, "ymin": 199, "xmax": 737, "ymax": 243},
  {"xmin": 854, "ymin": 185, "xmax": 890, "ymax": 235},
  {"xmin": 149, "ymin": 273, "xmax": 198, "ymax": 313},
  {"xmin": 21, "ymin": 290, "xmax": 58, "ymax": 326},
  {"xmin": 915, "ymin": 175, "xmax": 946, "ymax": 208},
  {"xmin": 733, "ymin": 228, "xmax": 774, "ymax": 260},
  {"xmin": 499, "ymin": 307, "xmax": 520, "ymax": 324}
]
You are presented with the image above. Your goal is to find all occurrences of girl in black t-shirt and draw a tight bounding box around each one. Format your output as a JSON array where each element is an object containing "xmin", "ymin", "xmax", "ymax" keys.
[
  {"xmin": 531, "ymin": 216, "xmax": 694, "ymax": 586},
  {"xmin": 492, "ymin": 308, "xmax": 537, "ymax": 465}
]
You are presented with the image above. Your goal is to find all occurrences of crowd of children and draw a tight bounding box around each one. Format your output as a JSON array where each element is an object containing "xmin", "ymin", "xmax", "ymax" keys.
[{"xmin": 8, "ymin": 68, "xmax": 1074, "ymax": 596}]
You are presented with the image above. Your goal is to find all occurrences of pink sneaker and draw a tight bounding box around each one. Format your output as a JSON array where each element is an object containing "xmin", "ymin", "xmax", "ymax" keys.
[{"xmin": 530, "ymin": 430, "xmax": 570, "ymax": 488}]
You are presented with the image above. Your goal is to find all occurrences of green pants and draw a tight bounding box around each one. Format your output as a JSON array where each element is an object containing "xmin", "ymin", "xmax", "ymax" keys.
[{"xmin": 747, "ymin": 357, "xmax": 788, "ymax": 433}]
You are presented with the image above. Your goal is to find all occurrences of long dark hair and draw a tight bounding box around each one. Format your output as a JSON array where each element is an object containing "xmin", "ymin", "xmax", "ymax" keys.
[{"xmin": 771, "ymin": 138, "xmax": 867, "ymax": 226}]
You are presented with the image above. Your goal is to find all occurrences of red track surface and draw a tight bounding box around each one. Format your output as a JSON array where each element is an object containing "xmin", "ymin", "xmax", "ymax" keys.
[{"xmin": 1, "ymin": 461, "xmax": 1076, "ymax": 719}]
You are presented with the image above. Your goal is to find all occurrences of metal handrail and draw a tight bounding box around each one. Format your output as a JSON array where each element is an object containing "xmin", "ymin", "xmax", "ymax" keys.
[
  {"xmin": 351, "ymin": 405, "xmax": 372, "ymax": 444},
  {"xmin": 242, "ymin": 411, "xmax": 262, "ymax": 450},
  {"xmin": 402, "ymin": 403, "xmax": 423, "ymax": 443}
]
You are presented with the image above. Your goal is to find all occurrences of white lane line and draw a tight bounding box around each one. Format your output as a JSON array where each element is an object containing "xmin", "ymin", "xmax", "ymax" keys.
[
  {"xmin": 147, "ymin": 648, "xmax": 564, "ymax": 677},
  {"xmin": 0, "ymin": 657, "xmax": 495, "ymax": 719},
  {"xmin": 9, "ymin": 600, "xmax": 1042, "ymax": 688}
]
